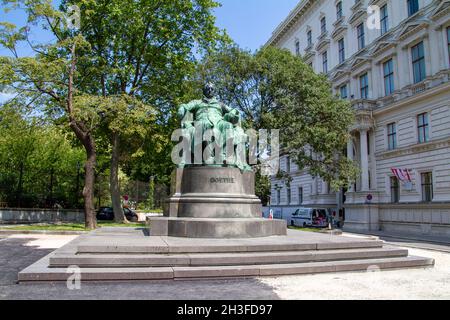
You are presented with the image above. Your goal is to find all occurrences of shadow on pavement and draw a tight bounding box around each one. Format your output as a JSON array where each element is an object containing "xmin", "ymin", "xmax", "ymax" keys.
[
  {"xmin": 0, "ymin": 236, "xmax": 280, "ymax": 300},
  {"xmin": 0, "ymin": 238, "xmax": 53, "ymax": 286}
]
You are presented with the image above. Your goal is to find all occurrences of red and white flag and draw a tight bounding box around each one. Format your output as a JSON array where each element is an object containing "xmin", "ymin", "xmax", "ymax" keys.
[{"xmin": 391, "ymin": 168, "xmax": 412, "ymax": 182}]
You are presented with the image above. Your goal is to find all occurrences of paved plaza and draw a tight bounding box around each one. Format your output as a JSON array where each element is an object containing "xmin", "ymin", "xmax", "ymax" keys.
[{"xmin": 0, "ymin": 232, "xmax": 449, "ymax": 300}]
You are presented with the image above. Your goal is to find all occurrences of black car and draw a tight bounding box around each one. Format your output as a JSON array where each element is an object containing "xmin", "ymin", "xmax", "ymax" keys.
[{"xmin": 96, "ymin": 207, "xmax": 139, "ymax": 222}]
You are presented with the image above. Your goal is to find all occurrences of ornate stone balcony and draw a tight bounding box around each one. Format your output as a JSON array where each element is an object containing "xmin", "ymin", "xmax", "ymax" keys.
[
  {"xmin": 351, "ymin": 99, "xmax": 377, "ymax": 112},
  {"xmin": 350, "ymin": 99, "xmax": 376, "ymax": 132}
]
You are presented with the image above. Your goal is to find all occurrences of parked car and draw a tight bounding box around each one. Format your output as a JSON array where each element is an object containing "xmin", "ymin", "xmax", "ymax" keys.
[
  {"xmin": 290, "ymin": 208, "xmax": 329, "ymax": 228},
  {"xmin": 96, "ymin": 207, "xmax": 139, "ymax": 222}
]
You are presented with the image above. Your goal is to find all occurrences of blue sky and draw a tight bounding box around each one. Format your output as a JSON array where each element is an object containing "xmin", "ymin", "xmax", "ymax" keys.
[
  {"xmin": 215, "ymin": 0, "xmax": 298, "ymax": 51},
  {"xmin": 0, "ymin": 0, "xmax": 299, "ymax": 53}
]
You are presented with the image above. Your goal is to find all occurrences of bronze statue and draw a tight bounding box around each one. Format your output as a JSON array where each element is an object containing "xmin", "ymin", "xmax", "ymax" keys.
[{"xmin": 177, "ymin": 83, "xmax": 251, "ymax": 171}]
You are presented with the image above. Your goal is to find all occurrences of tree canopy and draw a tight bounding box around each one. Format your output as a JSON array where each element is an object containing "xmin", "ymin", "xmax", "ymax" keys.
[
  {"xmin": 198, "ymin": 46, "xmax": 358, "ymax": 191},
  {"xmin": 0, "ymin": 0, "xmax": 229, "ymax": 227}
]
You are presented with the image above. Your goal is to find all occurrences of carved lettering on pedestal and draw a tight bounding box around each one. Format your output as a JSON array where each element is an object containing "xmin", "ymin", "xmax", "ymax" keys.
[{"xmin": 210, "ymin": 177, "xmax": 235, "ymax": 184}]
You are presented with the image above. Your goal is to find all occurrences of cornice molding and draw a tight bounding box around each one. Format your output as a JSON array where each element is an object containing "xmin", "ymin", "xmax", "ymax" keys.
[
  {"xmin": 376, "ymin": 138, "xmax": 450, "ymax": 160},
  {"xmin": 430, "ymin": 0, "xmax": 450, "ymax": 22},
  {"xmin": 397, "ymin": 21, "xmax": 430, "ymax": 42},
  {"xmin": 265, "ymin": 0, "xmax": 316, "ymax": 47}
]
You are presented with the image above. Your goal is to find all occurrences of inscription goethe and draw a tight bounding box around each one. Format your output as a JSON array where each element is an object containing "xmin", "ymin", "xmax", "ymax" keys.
[{"xmin": 210, "ymin": 177, "xmax": 235, "ymax": 184}]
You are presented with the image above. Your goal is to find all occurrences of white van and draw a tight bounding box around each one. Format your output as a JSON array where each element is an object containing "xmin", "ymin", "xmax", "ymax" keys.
[{"xmin": 290, "ymin": 208, "xmax": 329, "ymax": 228}]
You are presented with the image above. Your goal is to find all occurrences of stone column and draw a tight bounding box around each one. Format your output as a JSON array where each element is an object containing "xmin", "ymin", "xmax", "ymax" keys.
[
  {"xmin": 311, "ymin": 178, "xmax": 317, "ymax": 196},
  {"xmin": 321, "ymin": 180, "xmax": 328, "ymax": 195},
  {"xmin": 347, "ymin": 139, "xmax": 354, "ymax": 192},
  {"xmin": 360, "ymin": 129, "xmax": 370, "ymax": 192}
]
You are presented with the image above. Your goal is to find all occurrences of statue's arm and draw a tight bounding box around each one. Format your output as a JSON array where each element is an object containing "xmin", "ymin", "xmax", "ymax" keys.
[
  {"xmin": 222, "ymin": 103, "xmax": 240, "ymax": 125},
  {"xmin": 178, "ymin": 100, "xmax": 200, "ymax": 129},
  {"xmin": 178, "ymin": 100, "xmax": 199, "ymax": 119},
  {"xmin": 221, "ymin": 102, "xmax": 233, "ymax": 114}
]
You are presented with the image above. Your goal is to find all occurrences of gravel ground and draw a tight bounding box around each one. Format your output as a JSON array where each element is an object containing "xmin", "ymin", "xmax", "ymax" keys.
[{"xmin": 260, "ymin": 247, "xmax": 450, "ymax": 300}]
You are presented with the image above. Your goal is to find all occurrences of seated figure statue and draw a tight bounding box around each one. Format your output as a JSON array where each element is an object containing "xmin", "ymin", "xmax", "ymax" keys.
[{"xmin": 177, "ymin": 83, "xmax": 251, "ymax": 171}]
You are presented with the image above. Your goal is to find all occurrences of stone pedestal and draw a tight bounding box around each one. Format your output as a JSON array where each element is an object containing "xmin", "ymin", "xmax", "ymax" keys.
[{"xmin": 149, "ymin": 167, "xmax": 287, "ymax": 238}]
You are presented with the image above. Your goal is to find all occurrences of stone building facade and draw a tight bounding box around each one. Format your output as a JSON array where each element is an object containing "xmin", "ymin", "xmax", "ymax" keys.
[{"xmin": 265, "ymin": 0, "xmax": 450, "ymax": 237}]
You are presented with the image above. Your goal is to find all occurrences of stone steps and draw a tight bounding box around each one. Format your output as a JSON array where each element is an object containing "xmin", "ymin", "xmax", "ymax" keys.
[
  {"xmin": 76, "ymin": 239, "xmax": 386, "ymax": 254},
  {"xmin": 49, "ymin": 247, "xmax": 409, "ymax": 268},
  {"xmin": 17, "ymin": 229, "xmax": 435, "ymax": 282},
  {"xmin": 18, "ymin": 256, "xmax": 434, "ymax": 282}
]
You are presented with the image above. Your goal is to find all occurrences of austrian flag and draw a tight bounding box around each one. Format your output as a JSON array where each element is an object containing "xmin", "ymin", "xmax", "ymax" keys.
[{"xmin": 391, "ymin": 168, "xmax": 412, "ymax": 182}]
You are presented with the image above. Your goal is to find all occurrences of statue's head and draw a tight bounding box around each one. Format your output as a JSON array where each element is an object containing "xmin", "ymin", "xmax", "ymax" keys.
[{"xmin": 203, "ymin": 82, "xmax": 215, "ymax": 99}]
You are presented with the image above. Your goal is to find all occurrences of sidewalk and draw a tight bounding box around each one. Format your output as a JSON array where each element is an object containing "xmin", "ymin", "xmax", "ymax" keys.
[{"xmin": 344, "ymin": 230, "xmax": 450, "ymax": 253}]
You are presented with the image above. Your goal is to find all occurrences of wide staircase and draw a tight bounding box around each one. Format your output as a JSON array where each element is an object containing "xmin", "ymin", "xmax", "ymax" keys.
[{"xmin": 18, "ymin": 228, "xmax": 434, "ymax": 282}]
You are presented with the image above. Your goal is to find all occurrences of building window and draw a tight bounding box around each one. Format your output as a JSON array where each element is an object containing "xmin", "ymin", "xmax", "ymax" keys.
[
  {"xmin": 360, "ymin": 73, "xmax": 369, "ymax": 99},
  {"xmin": 407, "ymin": 0, "xmax": 419, "ymax": 17},
  {"xmin": 307, "ymin": 30, "xmax": 312, "ymax": 46},
  {"xmin": 380, "ymin": 4, "xmax": 389, "ymax": 35},
  {"xmin": 417, "ymin": 113, "xmax": 429, "ymax": 143},
  {"xmin": 295, "ymin": 40, "xmax": 300, "ymax": 56},
  {"xmin": 286, "ymin": 156, "xmax": 291, "ymax": 173},
  {"xmin": 387, "ymin": 122, "xmax": 397, "ymax": 150},
  {"xmin": 421, "ymin": 172, "xmax": 433, "ymax": 202},
  {"xmin": 298, "ymin": 187, "xmax": 303, "ymax": 204},
  {"xmin": 412, "ymin": 42, "xmax": 426, "ymax": 83},
  {"xmin": 390, "ymin": 177, "xmax": 400, "ymax": 203},
  {"xmin": 287, "ymin": 187, "xmax": 291, "ymax": 204},
  {"xmin": 339, "ymin": 84, "xmax": 348, "ymax": 99},
  {"xmin": 322, "ymin": 51, "xmax": 328, "ymax": 73},
  {"xmin": 276, "ymin": 189, "xmax": 281, "ymax": 204},
  {"xmin": 357, "ymin": 23, "xmax": 365, "ymax": 50},
  {"xmin": 383, "ymin": 59, "xmax": 395, "ymax": 96},
  {"xmin": 321, "ymin": 17, "xmax": 327, "ymax": 34},
  {"xmin": 447, "ymin": 27, "xmax": 450, "ymax": 65},
  {"xmin": 338, "ymin": 38, "xmax": 345, "ymax": 64},
  {"xmin": 336, "ymin": 1, "xmax": 343, "ymax": 20}
]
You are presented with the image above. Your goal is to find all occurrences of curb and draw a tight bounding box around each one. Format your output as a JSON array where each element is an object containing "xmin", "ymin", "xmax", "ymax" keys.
[
  {"xmin": 318, "ymin": 229, "xmax": 343, "ymax": 235},
  {"xmin": 345, "ymin": 231, "xmax": 450, "ymax": 246},
  {"xmin": 0, "ymin": 230, "xmax": 87, "ymax": 236}
]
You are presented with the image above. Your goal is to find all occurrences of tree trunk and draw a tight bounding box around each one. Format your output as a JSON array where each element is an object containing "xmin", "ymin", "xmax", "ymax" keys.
[
  {"xmin": 110, "ymin": 131, "xmax": 127, "ymax": 223},
  {"xmin": 82, "ymin": 135, "xmax": 98, "ymax": 230},
  {"xmin": 16, "ymin": 162, "xmax": 24, "ymax": 208}
]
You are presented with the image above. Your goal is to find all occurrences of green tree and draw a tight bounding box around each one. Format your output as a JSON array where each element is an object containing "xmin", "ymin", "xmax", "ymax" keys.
[
  {"xmin": 0, "ymin": 104, "xmax": 38, "ymax": 207},
  {"xmin": 59, "ymin": 0, "xmax": 228, "ymax": 222},
  {"xmin": 0, "ymin": 0, "xmax": 228, "ymax": 225},
  {"xmin": 0, "ymin": 1, "xmax": 101, "ymax": 228},
  {"xmin": 199, "ymin": 46, "xmax": 358, "ymax": 193},
  {"xmin": 0, "ymin": 104, "xmax": 85, "ymax": 208}
]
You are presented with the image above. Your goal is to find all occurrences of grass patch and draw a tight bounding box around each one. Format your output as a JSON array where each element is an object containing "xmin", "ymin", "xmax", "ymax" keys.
[
  {"xmin": 288, "ymin": 226, "xmax": 326, "ymax": 233},
  {"xmin": 0, "ymin": 221, "xmax": 146, "ymax": 232}
]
